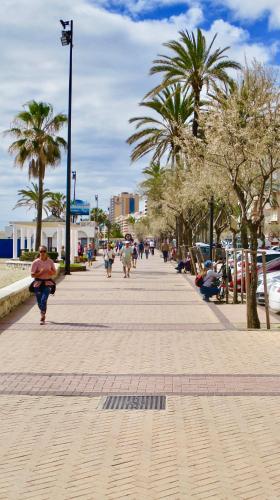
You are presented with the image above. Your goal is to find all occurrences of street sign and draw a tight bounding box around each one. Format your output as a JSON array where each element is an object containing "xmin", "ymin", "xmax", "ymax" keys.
[{"xmin": 70, "ymin": 199, "xmax": 90, "ymax": 215}]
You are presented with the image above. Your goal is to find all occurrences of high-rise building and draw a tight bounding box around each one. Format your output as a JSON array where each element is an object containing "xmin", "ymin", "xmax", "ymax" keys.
[{"xmin": 109, "ymin": 192, "xmax": 139, "ymax": 222}]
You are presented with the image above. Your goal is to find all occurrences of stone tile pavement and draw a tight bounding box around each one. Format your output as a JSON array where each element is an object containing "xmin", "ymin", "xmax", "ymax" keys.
[{"xmin": 0, "ymin": 252, "xmax": 280, "ymax": 499}]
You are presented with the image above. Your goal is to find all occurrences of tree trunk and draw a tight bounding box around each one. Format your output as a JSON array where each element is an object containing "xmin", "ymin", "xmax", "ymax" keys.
[
  {"xmin": 177, "ymin": 214, "xmax": 184, "ymax": 260},
  {"xmin": 216, "ymin": 228, "xmax": 222, "ymax": 245},
  {"xmin": 232, "ymin": 230, "xmax": 237, "ymax": 249},
  {"xmin": 192, "ymin": 91, "xmax": 200, "ymax": 137},
  {"xmin": 35, "ymin": 175, "xmax": 44, "ymax": 251},
  {"xmin": 247, "ymin": 226, "xmax": 260, "ymax": 329},
  {"xmin": 240, "ymin": 220, "xmax": 249, "ymax": 249}
]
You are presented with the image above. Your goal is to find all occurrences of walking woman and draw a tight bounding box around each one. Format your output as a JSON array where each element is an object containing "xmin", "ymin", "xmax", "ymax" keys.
[
  {"xmin": 132, "ymin": 243, "xmax": 138, "ymax": 268},
  {"xmin": 31, "ymin": 245, "xmax": 56, "ymax": 324},
  {"xmin": 120, "ymin": 241, "xmax": 133, "ymax": 278},
  {"xmin": 144, "ymin": 241, "xmax": 150, "ymax": 259},
  {"xmin": 103, "ymin": 243, "xmax": 115, "ymax": 278}
]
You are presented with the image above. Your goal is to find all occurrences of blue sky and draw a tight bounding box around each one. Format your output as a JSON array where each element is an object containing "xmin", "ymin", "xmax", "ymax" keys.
[{"xmin": 0, "ymin": 0, "xmax": 279, "ymax": 228}]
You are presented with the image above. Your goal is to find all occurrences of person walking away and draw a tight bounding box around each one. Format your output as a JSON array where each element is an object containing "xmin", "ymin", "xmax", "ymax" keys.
[
  {"xmin": 132, "ymin": 243, "xmax": 138, "ymax": 268},
  {"xmin": 144, "ymin": 241, "xmax": 150, "ymax": 259},
  {"xmin": 120, "ymin": 241, "xmax": 133, "ymax": 278},
  {"xmin": 149, "ymin": 240, "xmax": 155, "ymax": 255},
  {"xmin": 60, "ymin": 245, "xmax": 65, "ymax": 263},
  {"xmin": 31, "ymin": 245, "xmax": 56, "ymax": 325},
  {"xmin": 103, "ymin": 243, "xmax": 115, "ymax": 278},
  {"xmin": 200, "ymin": 260, "xmax": 221, "ymax": 302},
  {"xmin": 138, "ymin": 241, "xmax": 144, "ymax": 259},
  {"xmin": 87, "ymin": 244, "xmax": 93, "ymax": 267},
  {"xmin": 161, "ymin": 240, "xmax": 169, "ymax": 262}
]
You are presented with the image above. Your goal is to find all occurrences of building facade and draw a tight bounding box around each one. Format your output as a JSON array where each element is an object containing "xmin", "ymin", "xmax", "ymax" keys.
[{"xmin": 109, "ymin": 192, "xmax": 139, "ymax": 222}]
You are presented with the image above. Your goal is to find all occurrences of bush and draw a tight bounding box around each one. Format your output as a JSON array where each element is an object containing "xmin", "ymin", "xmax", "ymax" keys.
[
  {"xmin": 20, "ymin": 250, "xmax": 58, "ymax": 262},
  {"xmin": 59, "ymin": 263, "xmax": 86, "ymax": 272}
]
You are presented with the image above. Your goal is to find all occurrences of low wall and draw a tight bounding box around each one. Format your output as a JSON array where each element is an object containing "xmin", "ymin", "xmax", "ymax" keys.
[
  {"xmin": 5, "ymin": 260, "xmax": 32, "ymax": 270},
  {"xmin": 0, "ymin": 265, "xmax": 60, "ymax": 319}
]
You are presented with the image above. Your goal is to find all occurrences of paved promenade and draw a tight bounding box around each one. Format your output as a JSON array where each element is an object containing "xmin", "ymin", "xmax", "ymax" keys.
[{"xmin": 0, "ymin": 253, "xmax": 280, "ymax": 499}]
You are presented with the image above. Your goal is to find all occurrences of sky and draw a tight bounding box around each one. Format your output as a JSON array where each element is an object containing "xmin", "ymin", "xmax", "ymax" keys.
[{"xmin": 0, "ymin": 0, "xmax": 279, "ymax": 227}]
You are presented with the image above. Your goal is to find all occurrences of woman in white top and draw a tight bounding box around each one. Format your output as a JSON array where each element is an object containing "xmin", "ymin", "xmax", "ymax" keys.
[
  {"xmin": 200, "ymin": 260, "xmax": 221, "ymax": 302},
  {"xmin": 103, "ymin": 244, "xmax": 115, "ymax": 278}
]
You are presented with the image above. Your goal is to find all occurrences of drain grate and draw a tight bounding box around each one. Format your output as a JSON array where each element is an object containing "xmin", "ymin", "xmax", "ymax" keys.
[{"xmin": 102, "ymin": 395, "xmax": 166, "ymax": 410}]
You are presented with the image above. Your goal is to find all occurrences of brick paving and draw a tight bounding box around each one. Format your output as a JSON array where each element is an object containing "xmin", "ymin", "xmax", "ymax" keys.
[
  {"xmin": 0, "ymin": 252, "xmax": 280, "ymax": 499},
  {"xmin": 0, "ymin": 372, "xmax": 280, "ymax": 397}
]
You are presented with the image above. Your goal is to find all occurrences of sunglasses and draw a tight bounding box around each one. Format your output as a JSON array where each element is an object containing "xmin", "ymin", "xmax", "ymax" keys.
[{"xmin": 39, "ymin": 250, "xmax": 46, "ymax": 253}]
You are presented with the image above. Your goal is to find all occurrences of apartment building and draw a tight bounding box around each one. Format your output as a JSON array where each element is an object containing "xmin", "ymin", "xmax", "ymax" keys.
[{"xmin": 109, "ymin": 192, "xmax": 139, "ymax": 222}]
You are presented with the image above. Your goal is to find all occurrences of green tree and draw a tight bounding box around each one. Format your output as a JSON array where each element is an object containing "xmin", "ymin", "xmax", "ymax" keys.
[
  {"xmin": 46, "ymin": 192, "xmax": 66, "ymax": 218},
  {"xmin": 110, "ymin": 223, "xmax": 124, "ymax": 238},
  {"xmin": 149, "ymin": 28, "xmax": 241, "ymax": 136},
  {"xmin": 5, "ymin": 101, "xmax": 67, "ymax": 250},
  {"xmin": 90, "ymin": 207, "xmax": 109, "ymax": 226},
  {"xmin": 127, "ymin": 84, "xmax": 193, "ymax": 164},
  {"xmin": 14, "ymin": 182, "xmax": 51, "ymax": 215}
]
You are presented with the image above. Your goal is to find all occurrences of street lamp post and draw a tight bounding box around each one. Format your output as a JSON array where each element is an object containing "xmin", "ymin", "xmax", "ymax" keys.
[
  {"xmin": 209, "ymin": 195, "xmax": 214, "ymax": 261},
  {"xmin": 72, "ymin": 170, "xmax": 76, "ymax": 223},
  {"xmin": 60, "ymin": 19, "xmax": 73, "ymax": 275}
]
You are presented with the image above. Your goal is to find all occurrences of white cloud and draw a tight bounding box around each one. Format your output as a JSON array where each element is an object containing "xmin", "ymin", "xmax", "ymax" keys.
[
  {"xmin": 0, "ymin": 0, "xmax": 278, "ymax": 227},
  {"xmin": 213, "ymin": 0, "xmax": 280, "ymax": 29}
]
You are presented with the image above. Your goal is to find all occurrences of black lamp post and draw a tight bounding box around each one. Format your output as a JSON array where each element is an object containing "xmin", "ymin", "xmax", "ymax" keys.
[
  {"xmin": 60, "ymin": 19, "xmax": 73, "ymax": 275},
  {"xmin": 209, "ymin": 195, "xmax": 214, "ymax": 261}
]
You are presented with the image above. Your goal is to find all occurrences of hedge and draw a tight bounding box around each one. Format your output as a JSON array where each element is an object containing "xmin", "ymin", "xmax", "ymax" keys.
[{"xmin": 20, "ymin": 251, "xmax": 59, "ymax": 262}]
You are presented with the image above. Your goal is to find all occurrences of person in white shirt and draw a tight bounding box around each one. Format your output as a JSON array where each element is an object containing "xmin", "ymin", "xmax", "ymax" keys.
[
  {"xmin": 120, "ymin": 241, "xmax": 133, "ymax": 278},
  {"xmin": 200, "ymin": 260, "xmax": 221, "ymax": 302},
  {"xmin": 103, "ymin": 243, "xmax": 115, "ymax": 278}
]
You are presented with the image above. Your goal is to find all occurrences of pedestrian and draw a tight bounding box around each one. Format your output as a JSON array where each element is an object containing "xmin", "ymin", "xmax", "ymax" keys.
[
  {"xmin": 120, "ymin": 241, "xmax": 133, "ymax": 278},
  {"xmin": 60, "ymin": 245, "xmax": 65, "ymax": 263},
  {"xmin": 30, "ymin": 245, "xmax": 56, "ymax": 325},
  {"xmin": 132, "ymin": 243, "xmax": 138, "ymax": 268},
  {"xmin": 87, "ymin": 244, "xmax": 93, "ymax": 267},
  {"xmin": 144, "ymin": 241, "xmax": 150, "ymax": 259},
  {"xmin": 149, "ymin": 240, "xmax": 155, "ymax": 255},
  {"xmin": 138, "ymin": 241, "xmax": 144, "ymax": 259},
  {"xmin": 200, "ymin": 260, "xmax": 221, "ymax": 302},
  {"xmin": 103, "ymin": 243, "xmax": 115, "ymax": 278},
  {"xmin": 78, "ymin": 241, "xmax": 83, "ymax": 257},
  {"xmin": 161, "ymin": 240, "xmax": 169, "ymax": 262}
]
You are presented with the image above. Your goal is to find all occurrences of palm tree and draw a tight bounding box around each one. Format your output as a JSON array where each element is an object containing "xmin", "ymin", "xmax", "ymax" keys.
[
  {"xmin": 5, "ymin": 101, "xmax": 67, "ymax": 249},
  {"xmin": 127, "ymin": 84, "xmax": 193, "ymax": 164},
  {"xmin": 14, "ymin": 182, "xmax": 51, "ymax": 215},
  {"xmin": 148, "ymin": 28, "xmax": 241, "ymax": 136},
  {"xmin": 140, "ymin": 164, "xmax": 166, "ymax": 202},
  {"xmin": 46, "ymin": 192, "xmax": 66, "ymax": 218}
]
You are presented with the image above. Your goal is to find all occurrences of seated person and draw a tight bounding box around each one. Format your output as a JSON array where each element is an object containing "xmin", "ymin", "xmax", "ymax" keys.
[{"xmin": 200, "ymin": 260, "xmax": 221, "ymax": 302}]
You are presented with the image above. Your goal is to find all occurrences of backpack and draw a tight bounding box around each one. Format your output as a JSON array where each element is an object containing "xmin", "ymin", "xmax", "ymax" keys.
[{"xmin": 195, "ymin": 274, "xmax": 204, "ymax": 287}]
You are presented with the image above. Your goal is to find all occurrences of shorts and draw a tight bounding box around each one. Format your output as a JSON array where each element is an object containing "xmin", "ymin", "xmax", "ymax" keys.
[{"xmin": 105, "ymin": 259, "xmax": 113, "ymax": 269}]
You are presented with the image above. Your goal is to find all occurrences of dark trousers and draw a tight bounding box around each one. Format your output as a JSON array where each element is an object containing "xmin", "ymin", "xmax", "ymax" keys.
[
  {"xmin": 163, "ymin": 250, "xmax": 168, "ymax": 262},
  {"xmin": 35, "ymin": 285, "xmax": 50, "ymax": 313}
]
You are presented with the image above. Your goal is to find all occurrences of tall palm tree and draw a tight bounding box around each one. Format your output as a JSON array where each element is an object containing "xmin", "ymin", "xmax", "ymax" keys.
[
  {"xmin": 14, "ymin": 182, "xmax": 51, "ymax": 215},
  {"xmin": 140, "ymin": 164, "xmax": 166, "ymax": 204},
  {"xmin": 127, "ymin": 84, "xmax": 193, "ymax": 164},
  {"xmin": 5, "ymin": 101, "xmax": 67, "ymax": 249},
  {"xmin": 46, "ymin": 192, "xmax": 66, "ymax": 218},
  {"xmin": 148, "ymin": 28, "xmax": 241, "ymax": 136}
]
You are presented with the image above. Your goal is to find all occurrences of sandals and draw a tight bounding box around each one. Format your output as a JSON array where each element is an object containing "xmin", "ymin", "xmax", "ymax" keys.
[{"xmin": 40, "ymin": 313, "xmax": 46, "ymax": 325}]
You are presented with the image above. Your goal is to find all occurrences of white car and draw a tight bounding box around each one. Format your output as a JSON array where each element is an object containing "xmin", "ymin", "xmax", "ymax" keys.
[
  {"xmin": 256, "ymin": 271, "xmax": 280, "ymax": 305},
  {"xmin": 269, "ymin": 278, "xmax": 280, "ymax": 313}
]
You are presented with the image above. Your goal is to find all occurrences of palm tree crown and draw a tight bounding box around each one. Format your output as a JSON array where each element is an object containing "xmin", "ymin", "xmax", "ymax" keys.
[
  {"xmin": 127, "ymin": 84, "xmax": 193, "ymax": 164},
  {"xmin": 5, "ymin": 101, "xmax": 67, "ymax": 249},
  {"xmin": 14, "ymin": 182, "xmax": 51, "ymax": 215},
  {"xmin": 148, "ymin": 28, "xmax": 241, "ymax": 136}
]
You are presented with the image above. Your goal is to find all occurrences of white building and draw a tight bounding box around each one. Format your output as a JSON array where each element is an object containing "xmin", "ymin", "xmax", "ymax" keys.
[{"xmin": 10, "ymin": 215, "xmax": 97, "ymax": 263}]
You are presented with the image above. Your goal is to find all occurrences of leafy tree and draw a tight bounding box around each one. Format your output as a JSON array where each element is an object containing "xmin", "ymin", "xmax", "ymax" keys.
[
  {"xmin": 90, "ymin": 207, "xmax": 109, "ymax": 226},
  {"xmin": 14, "ymin": 182, "xmax": 51, "ymax": 215},
  {"xmin": 5, "ymin": 101, "xmax": 67, "ymax": 249},
  {"xmin": 110, "ymin": 223, "xmax": 124, "ymax": 238},
  {"xmin": 148, "ymin": 28, "xmax": 241, "ymax": 136},
  {"xmin": 46, "ymin": 192, "xmax": 66, "ymax": 218}
]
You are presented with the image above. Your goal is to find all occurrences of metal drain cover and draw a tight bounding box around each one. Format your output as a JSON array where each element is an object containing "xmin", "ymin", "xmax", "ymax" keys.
[{"xmin": 102, "ymin": 395, "xmax": 166, "ymax": 410}]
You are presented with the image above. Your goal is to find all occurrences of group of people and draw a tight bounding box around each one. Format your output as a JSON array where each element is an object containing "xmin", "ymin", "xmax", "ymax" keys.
[
  {"xmin": 102, "ymin": 239, "xmax": 155, "ymax": 278},
  {"xmin": 78, "ymin": 242, "xmax": 96, "ymax": 266}
]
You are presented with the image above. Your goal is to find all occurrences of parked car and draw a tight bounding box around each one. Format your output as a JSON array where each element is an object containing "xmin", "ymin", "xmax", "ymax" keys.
[
  {"xmin": 195, "ymin": 242, "xmax": 210, "ymax": 259},
  {"xmin": 269, "ymin": 279, "xmax": 280, "ymax": 313},
  {"xmin": 256, "ymin": 271, "xmax": 280, "ymax": 305},
  {"xmin": 230, "ymin": 252, "xmax": 280, "ymax": 292}
]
